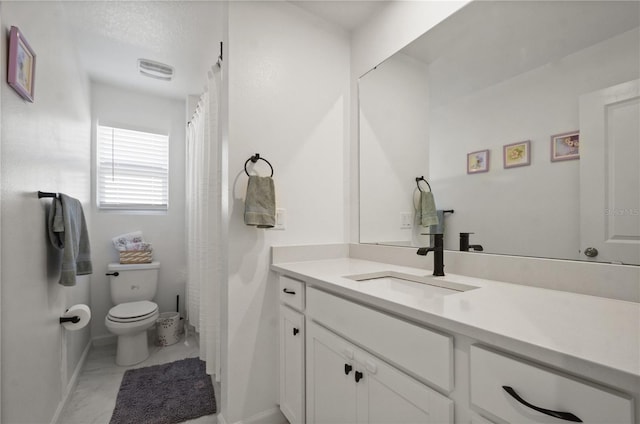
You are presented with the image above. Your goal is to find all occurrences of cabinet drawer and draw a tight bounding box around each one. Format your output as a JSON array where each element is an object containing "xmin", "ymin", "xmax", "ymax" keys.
[
  {"xmin": 280, "ymin": 276, "xmax": 305, "ymax": 311},
  {"xmin": 470, "ymin": 345, "xmax": 634, "ymax": 424},
  {"xmin": 307, "ymin": 287, "xmax": 453, "ymax": 392}
]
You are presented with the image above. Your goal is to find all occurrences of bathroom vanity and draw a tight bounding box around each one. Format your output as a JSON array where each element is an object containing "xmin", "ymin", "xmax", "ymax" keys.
[{"xmin": 272, "ymin": 248, "xmax": 639, "ymax": 424}]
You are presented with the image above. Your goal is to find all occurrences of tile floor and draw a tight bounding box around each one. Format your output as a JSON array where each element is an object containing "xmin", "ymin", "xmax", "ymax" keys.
[{"xmin": 58, "ymin": 334, "xmax": 218, "ymax": 424}]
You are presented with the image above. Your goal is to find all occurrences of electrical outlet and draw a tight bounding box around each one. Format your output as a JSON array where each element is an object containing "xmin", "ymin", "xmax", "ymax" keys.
[
  {"xmin": 273, "ymin": 208, "xmax": 286, "ymax": 230},
  {"xmin": 400, "ymin": 212, "xmax": 413, "ymax": 229}
]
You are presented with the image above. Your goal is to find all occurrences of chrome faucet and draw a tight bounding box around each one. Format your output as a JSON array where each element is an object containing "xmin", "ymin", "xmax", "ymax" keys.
[
  {"xmin": 460, "ymin": 232, "xmax": 483, "ymax": 252},
  {"xmin": 417, "ymin": 233, "xmax": 445, "ymax": 276}
]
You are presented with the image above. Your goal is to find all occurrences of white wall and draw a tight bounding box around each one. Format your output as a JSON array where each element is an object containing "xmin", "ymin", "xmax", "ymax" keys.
[
  {"xmin": 359, "ymin": 52, "xmax": 430, "ymax": 245},
  {"xmin": 222, "ymin": 2, "xmax": 349, "ymax": 422},
  {"xmin": 89, "ymin": 82, "xmax": 186, "ymax": 340},
  {"xmin": 430, "ymin": 29, "xmax": 640, "ymax": 258},
  {"xmin": 0, "ymin": 2, "xmax": 92, "ymax": 423}
]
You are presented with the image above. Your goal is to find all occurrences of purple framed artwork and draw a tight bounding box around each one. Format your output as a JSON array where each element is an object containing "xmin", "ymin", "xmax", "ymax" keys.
[
  {"xmin": 551, "ymin": 131, "xmax": 579, "ymax": 162},
  {"xmin": 467, "ymin": 149, "xmax": 490, "ymax": 174},
  {"xmin": 503, "ymin": 140, "xmax": 531, "ymax": 169},
  {"xmin": 7, "ymin": 26, "xmax": 36, "ymax": 102}
]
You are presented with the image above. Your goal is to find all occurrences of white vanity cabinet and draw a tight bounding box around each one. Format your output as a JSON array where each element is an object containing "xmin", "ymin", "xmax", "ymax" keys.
[
  {"xmin": 306, "ymin": 320, "xmax": 453, "ymax": 424},
  {"xmin": 279, "ymin": 276, "xmax": 306, "ymax": 424},
  {"xmin": 274, "ymin": 262, "xmax": 637, "ymax": 424},
  {"xmin": 305, "ymin": 286, "xmax": 454, "ymax": 424}
]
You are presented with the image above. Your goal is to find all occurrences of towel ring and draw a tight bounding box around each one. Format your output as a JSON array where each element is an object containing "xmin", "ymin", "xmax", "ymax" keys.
[
  {"xmin": 244, "ymin": 153, "xmax": 274, "ymax": 177},
  {"xmin": 416, "ymin": 176, "xmax": 431, "ymax": 192}
]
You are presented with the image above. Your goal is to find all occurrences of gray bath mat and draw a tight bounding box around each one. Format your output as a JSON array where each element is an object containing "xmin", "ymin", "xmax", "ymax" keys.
[{"xmin": 110, "ymin": 357, "xmax": 216, "ymax": 424}]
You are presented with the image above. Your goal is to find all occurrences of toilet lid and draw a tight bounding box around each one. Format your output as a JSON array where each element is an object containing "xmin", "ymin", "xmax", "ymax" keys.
[{"xmin": 109, "ymin": 300, "xmax": 158, "ymax": 320}]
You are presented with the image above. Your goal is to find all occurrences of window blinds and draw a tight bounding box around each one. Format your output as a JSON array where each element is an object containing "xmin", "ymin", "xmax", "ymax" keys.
[{"xmin": 97, "ymin": 125, "xmax": 169, "ymax": 210}]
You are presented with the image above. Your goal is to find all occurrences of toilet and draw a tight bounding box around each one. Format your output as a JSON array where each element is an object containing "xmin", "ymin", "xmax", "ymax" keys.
[{"xmin": 104, "ymin": 262, "xmax": 160, "ymax": 366}]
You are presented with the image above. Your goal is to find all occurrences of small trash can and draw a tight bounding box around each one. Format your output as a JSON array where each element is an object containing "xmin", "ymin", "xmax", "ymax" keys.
[{"xmin": 157, "ymin": 312, "xmax": 180, "ymax": 346}]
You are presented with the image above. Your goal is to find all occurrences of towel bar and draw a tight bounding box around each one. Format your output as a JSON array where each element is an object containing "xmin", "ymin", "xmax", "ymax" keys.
[
  {"xmin": 38, "ymin": 191, "xmax": 58, "ymax": 198},
  {"xmin": 415, "ymin": 176, "xmax": 432, "ymax": 192},
  {"xmin": 244, "ymin": 153, "xmax": 274, "ymax": 177}
]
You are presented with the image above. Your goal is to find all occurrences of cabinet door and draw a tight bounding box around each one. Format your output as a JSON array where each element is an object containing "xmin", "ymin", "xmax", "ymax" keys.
[
  {"xmin": 306, "ymin": 321, "xmax": 358, "ymax": 424},
  {"xmin": 280, "ymin": 306, "xmax": 305, "ymax": 424},
  {"xmin": 307, "ymin": 321, "xmax": 453, "ymax": 424},
  {"xmin": 355, "ymin": 350, "xmax": 453, "ymax": 424}
]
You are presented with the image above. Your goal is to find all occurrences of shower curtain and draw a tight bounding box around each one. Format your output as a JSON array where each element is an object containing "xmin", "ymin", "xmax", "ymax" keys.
[{"xmin": 186, "ymin": 65, "xmax": 221, "ymax": 379}]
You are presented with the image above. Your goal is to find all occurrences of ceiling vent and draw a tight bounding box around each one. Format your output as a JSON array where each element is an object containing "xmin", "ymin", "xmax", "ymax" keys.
[{"xmin": 138, "ymin": 59, "xmax": 174, "ymax": 81}]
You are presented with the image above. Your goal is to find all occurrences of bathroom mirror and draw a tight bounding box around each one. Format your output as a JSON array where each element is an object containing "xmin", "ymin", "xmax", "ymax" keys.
[{"xmin": 359, "ymin": 0, "xmax": 640, "ymax": 265}]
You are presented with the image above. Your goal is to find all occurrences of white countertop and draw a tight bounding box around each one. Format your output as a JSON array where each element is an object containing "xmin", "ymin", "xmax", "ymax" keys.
[{"xmin": 272, "ymin": 257, "xmax": 640, "ymax": 379}]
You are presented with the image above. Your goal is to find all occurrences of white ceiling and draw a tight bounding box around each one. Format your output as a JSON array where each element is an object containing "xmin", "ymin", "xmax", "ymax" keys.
[
  {"xmin": 62, "ymin": 1, "xmax": 223, "ymax": 100},
  {"xmin": 61, "ymin": 1, "xmax": 386, "ymax": 100}
]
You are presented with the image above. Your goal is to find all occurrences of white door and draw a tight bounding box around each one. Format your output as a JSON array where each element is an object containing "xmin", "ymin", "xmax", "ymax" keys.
[
  {"xmin": 306, "ymin": 321, "xmax": 358, "ymax": 424},
  {"xmin": 280, "ymin": 306, "xmax": 305, "ymax": 424},
  {"xmin": 579, "ymin": 80, "xmax": 640, "ymax": 265}
]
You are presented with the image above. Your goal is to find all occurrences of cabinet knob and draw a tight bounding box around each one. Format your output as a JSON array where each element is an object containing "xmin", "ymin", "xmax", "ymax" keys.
[
  {"xmin": 292, "ymin": 328, "xmax": 299, "ymax": 336},
  {"xmin": 344, "ymin": 364, "xmax": 353, "ymax": 375},
  {"xmin": 355, "ymin": 371, "xmax": 364, "ymax": 383}
]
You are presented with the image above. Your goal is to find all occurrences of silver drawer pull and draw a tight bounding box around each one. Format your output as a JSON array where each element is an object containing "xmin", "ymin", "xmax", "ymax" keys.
[{"xmin": 503, "ymin": 386, "xmax": 582, "ymax": 422}]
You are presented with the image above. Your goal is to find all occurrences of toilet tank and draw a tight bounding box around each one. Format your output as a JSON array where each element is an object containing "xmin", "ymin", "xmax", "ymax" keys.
[{"xmin": 107, "ymin": 262, "xmax": 160, "ymax": 304}]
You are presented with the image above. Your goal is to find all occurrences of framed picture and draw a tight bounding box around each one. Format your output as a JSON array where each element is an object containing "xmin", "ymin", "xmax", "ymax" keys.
[
  {"xmin": 7, "ymin": 26, "xmax": 36, "ymax": 102},
  {"xmin": 551, "ymin": 131, "xmax": 579, "ymax": 162},
  {"xmin": 467, "ymin": 149, "xmax": 490, "ymax": 174},
  {"xmin": 503, "ymin": 140, "xmax": 531, "ymax": 169}
]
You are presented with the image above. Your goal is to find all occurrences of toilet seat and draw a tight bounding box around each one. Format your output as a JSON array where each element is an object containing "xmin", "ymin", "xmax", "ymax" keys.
[{"xmin": 107, "ymin": 300, "xmax": 158, "ymax": 323}]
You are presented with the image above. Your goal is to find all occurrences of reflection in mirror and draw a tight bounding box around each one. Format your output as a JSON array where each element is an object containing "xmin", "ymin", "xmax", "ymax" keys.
[{"xmin": 359, "ymin": 0, "xmax": 640, "ymax": 265}]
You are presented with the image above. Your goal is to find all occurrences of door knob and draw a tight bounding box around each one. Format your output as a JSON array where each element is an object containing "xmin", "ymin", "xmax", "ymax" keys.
[
  {"xmin": 292, "ymin": 328, "xmax": 299, "ymax": 336},
  {"xmin": 584, "ymin": 247, "xmax": 599, "ymax": 257},
  {"xmin": 355, "ymin": 371, "xmax": 364, "ymax": 383}
]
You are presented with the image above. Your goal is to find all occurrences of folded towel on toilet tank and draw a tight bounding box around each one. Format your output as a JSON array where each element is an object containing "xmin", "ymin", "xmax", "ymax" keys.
[{"xmin": 112, "ymin": 231, "xmax": 152, "ymax": 252}]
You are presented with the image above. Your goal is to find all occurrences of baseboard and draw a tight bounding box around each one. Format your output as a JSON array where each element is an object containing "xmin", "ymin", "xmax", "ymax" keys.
[
  {"xmin": 50, "ymin": 340, "xmax": 92, "ymax": 424},
  {"xmin": 218, "ymin": 407, "xmax": 287, "ymax": 424},
  {"xmin": 92, "ymin": 333, "xmax": 117, "ymax": 347}
]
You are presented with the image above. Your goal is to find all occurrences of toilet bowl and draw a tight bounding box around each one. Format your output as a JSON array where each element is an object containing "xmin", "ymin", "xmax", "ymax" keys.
[{"xmin": 105, "ymin": 300, "xmax": 159, "ymax": 366}]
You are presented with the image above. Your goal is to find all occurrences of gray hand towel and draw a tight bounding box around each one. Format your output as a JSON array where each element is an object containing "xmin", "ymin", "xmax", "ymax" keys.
[
  {"xmin": 244, "ymin": 176, "xmax": 276, "ymax": 228},
  {"xmin": 48, "ymin": 194, "xmax": 93, "ymax": 286},
  {"xmin": 418, "ymin": 191, "xmax": 439, "ymax": 227}
]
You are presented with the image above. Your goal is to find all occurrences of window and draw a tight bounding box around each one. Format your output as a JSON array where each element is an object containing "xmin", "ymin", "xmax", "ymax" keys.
[{"xmin": 97, "ymin": 124, "xmax": 169, "ymax": 211}]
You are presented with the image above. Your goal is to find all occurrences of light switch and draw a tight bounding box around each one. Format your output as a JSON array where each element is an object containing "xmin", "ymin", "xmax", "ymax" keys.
[{"xmin": 400, "ymin": 212, "xmax": 413, "ymax": 229}]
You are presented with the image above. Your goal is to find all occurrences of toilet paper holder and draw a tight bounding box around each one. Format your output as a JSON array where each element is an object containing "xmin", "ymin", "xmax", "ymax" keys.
[{"xmin": 60, "ymin": 316, "xmax": 80, "ymax": 324}]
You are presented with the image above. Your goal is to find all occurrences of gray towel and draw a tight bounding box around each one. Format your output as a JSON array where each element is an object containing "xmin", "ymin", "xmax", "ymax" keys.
[
  {"xmin": 418, "ymin": 191, "xmax": 439, "ymax": 227},
  {"xmin": 244, "ymin": 176, "xmax": 276, "ymax": 228},
  {"xmin": 48, "ymin": 194, "xmax": 93, "ymax": 286}
]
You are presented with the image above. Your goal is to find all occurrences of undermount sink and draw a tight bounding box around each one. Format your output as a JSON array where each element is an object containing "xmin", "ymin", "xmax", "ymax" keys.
[{"xmin": 343, "ymin": 271, "xmax": 479, "ymax": 297}]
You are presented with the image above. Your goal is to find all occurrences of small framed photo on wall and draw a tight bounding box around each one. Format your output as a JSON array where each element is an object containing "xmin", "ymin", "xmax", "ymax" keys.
[
  {"xmin": 551, "ymin": 131, "xmax": 579, "ymax": 162},
  {"xmin": 503, "ymin": 140, "xmax": 531, "ymax": 169},
  {"xmin": 467, "ymin": 149, "xmax": 490, "ymax": 174},
  {"xmin": 7, "ymin": 26, "xmax": 36, "ymax": 102}
]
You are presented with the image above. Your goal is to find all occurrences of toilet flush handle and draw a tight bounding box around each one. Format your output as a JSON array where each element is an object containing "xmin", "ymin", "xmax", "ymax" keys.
[{"xmin": 105, "ymin": 272, "xmax": 119, "ymax": 277}]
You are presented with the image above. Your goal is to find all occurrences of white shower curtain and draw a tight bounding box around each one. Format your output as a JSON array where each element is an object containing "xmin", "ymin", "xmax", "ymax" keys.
[{"xmin": 186, "ymin": 65, "xmax": 221, "ymax": 379}]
